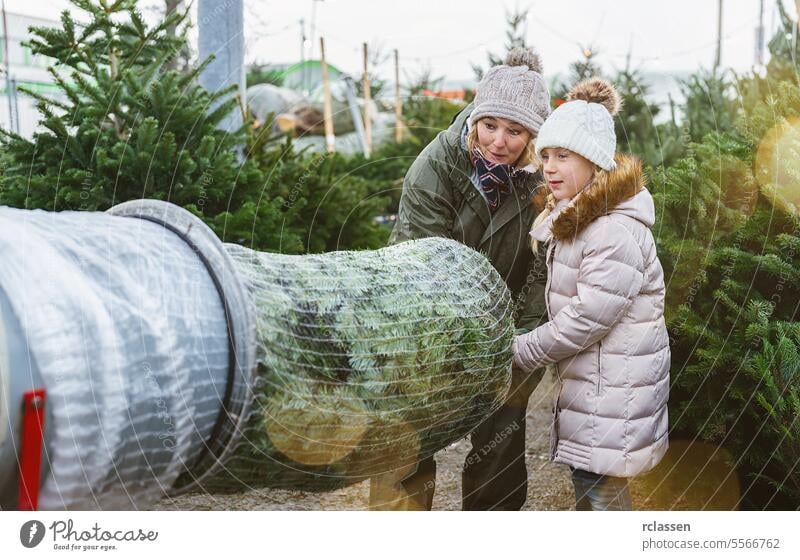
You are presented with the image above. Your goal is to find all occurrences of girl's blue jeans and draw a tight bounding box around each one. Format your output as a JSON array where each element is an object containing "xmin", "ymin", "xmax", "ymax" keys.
[{"xmin": 570, "ymin": 467, "xmax": 633, "ymax": 511}]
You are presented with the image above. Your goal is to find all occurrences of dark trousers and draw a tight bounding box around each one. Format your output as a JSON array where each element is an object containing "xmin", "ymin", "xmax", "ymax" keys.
[{"xmin": 368, "ymin": 367, "xmax": 542, "ymax": 510}]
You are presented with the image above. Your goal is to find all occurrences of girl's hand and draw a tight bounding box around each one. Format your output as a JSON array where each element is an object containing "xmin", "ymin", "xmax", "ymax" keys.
[{"xmin": 512, "ymin": 334, "xmax": 538, "ymax": 373}]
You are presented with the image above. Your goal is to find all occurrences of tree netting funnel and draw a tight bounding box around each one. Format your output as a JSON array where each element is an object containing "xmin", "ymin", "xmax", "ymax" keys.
[
  {"xmin": 0, "ymin": 202, "xmax": 256, "ymax": 510},
  {"xmin": 203, "ymin": 239, "xmax": 514, "ymax": 492}
]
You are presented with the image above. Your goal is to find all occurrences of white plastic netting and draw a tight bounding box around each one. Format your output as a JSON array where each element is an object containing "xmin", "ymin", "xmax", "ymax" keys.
[{"xmin": 206, "ymin": 238, "xmax": 514, "ymax": 492}]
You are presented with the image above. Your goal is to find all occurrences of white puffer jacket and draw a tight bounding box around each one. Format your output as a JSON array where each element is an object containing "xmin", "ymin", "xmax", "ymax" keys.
[{"xmin": 512, "ymin": 154, "xmax": 669, "ymax": 478}]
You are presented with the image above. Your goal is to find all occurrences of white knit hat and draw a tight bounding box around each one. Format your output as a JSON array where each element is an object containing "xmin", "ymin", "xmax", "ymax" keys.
[
  {"xmin": 535, "ymin": 78, "xmax": 621, "ymax": 171},
  {"xmin": 468, "ymin": 47, "xmax": 551, "ymax": 135}
]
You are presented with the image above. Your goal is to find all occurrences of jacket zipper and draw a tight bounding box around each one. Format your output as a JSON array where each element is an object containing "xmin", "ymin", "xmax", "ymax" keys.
[
  {"xmin": 544, "ymin": 241, "xmax": 558, "ymax": 379},
  {"xmin": 545, "ymin": 240, "xmax": 560, "ymax": 461},
  {"xmin": 596, "ymin": 339, "xmax": 603, "ymax": 395},
  {"xmin": 543, "ymin": 241, "xmax": 555, "ymax": 321}
]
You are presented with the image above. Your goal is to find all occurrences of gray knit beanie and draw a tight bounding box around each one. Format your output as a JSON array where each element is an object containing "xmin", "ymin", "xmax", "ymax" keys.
[
  {"xmin": 535, "ymin": 77, "xmax": 622, "ymax": 170},
  {"xmin": 468, "ymin": 47, "xmax": 551, "ymax": 135}
]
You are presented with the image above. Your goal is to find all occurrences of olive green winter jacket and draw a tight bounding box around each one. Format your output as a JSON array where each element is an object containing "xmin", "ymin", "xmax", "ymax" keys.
[{"xmin": 388, "ymin": 104, "xmax": 547, "ymax": 334}]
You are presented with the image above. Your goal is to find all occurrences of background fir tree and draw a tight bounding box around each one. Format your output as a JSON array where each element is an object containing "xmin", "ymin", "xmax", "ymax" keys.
[
  {"xmin": 550, "ymin": 47, "xmax": 604, "ymax": 103},
  {"xmin": 0, "ymin": 0, "xmax": 390, "ymax": 254},
  {"xmin": 653, "ymin": 2, "xmax": 800, "ymax": 507},
  {"xmin": 764, "ymin": 0, "xmax": 800, "ymax": 83},
  {"xmin": 679, "ymin": 70, "xmax": 739, "ymax": 144},
  {"xmin": 551, "ymin": 50, "xmax": 683, "ymax": 171},
  {"xmin": 245, "ymin": 134, "xmax": 391, "ymax": 253},
  {"xmin": 471, "ymin": 6, "xmax": 530, "ymax": 81},
  {"xmin": 0, "ymin": 0, "xmax": 289, "ymax": 249},
  {"xmin": 354, "ymin": 42, "xmax": 389, "ymax": 100},
  {"xmin": 614, "ymin": 63, "xmax": 683, "ymax": 169},
  {"xmin": 570, "ymin": 46, "xmax": 603, "ymax": 83}
]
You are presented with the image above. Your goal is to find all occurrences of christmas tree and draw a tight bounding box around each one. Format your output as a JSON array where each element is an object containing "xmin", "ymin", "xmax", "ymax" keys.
[
  {"xmin": 678, "ymin": 70, "xmax": 738, "ymax": 144},
  {"xmin": 614, "ymin": 64, "xmax": 683, "ymax": 169},
  {"xmin": 0, "ymin": 1, "xmax": 286, "ymax": 248},
  {"xmin": 471, "ymin": 6, "xmax": 530, "ymax": 81},
  {"xmin": 550, "ymin": 47, "xmax": 604, "ymax": 104},
  {"xmin": 0, "ymin": 0, "xmax": 389, "ymax": 254},
  {"xmin": 654, "ymin": 3, "xmax": 800, "ymax": 507}
]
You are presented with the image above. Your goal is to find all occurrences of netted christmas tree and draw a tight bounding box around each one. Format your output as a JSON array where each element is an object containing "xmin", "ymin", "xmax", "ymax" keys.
[
  {"xmin": 199, "ymin": 237, "xmax": 514, "ymax": 491},
  {"xmin": 654, "ymin": 2, "xmax": 800, "ymax": 507}
]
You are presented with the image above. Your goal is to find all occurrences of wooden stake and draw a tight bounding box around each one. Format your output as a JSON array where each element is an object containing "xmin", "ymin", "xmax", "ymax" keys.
[
  {"xmin": 320, "ymin": 37, "xmax": 335, "ymax": 153},
  {"xmin": 362, "ymin": 42, "xmax": 372, "ymax": 156},
  {"xmin": 394, "ymin": 48, "xmax": 403, "ymax": 143}
]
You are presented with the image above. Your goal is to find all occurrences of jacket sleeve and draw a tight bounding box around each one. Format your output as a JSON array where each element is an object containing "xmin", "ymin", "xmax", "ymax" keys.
[
  {"xmin": 388, "ymin": 136, "xmax": 456, "ymax": 246},
  {"xmin": 512, "ymin": 220, "xmax": 645, "ymax": 372}
]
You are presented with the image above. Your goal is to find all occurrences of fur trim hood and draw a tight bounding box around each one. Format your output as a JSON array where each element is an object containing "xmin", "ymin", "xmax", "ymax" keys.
[{"xmin": 530, "ymin": 153, "xmax": 653, "ymax": 242}]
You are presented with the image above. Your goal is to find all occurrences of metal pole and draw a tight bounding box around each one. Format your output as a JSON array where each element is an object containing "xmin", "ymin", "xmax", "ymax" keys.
[
  {"xmin": 755, "ymin": 0, "xmax": 765, "ymax": 66},
  {"xmin": 165, "ymin": 0, "xmax": 185, "ymax": 71},
  {"xmin": 300, "ymin": 18, "xmax": 308, "ymax": 94},
  {"xmin": 1, "ymin": 0, "xmax": 15, "ymax": 134},
  {"xmin": 714, "ymin": 0, "xmax": 723, "ymax": 70},
  {"xmin": 165, "ymin": 0, "xmax": 184, "ymax": 36},
  {"xmin": 344, "ymin": 76, "xmax": 368, "ymax": 157},
  {"xmin": 198, "ymin": 0, "xmax": 245, "ymax": 133},
  {"xmin": 10, "ymin": 75, "xmax": 18, "ymax": 134},
  {"xmin": 362, "ymin": 43, "xmax": 372, "ymax": 155},
  {"xmin": 394, "ymin": 49, "xmax": 403, "ymax": 143},
  {"xmin": 320, "ymin": 37, "xmax": 335, "ymax": 153},
  {"xmin": 300, "ymin": 18, "xmax": 306, "ymax": 62},
  {"xmin": 309, "ymin": 0, "xmax": 323, "ymax": 61}
]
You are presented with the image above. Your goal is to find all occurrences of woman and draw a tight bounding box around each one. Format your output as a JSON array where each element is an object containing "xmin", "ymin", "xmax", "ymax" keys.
[{"xmin": 370, "ymin": 47, "xmax": 552, "ymax": 511}]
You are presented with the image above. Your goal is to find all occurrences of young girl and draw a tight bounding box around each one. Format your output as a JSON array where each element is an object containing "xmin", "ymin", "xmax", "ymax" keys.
[{"xmin": 512, "ymin": 78, "xmax": 670, "ymax": 511}]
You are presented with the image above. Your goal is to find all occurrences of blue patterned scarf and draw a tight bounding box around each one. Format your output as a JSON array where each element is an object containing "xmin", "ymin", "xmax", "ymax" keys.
[{"xmin": 470, "ymin": 147, "xmax": 522, "ymax": 213}]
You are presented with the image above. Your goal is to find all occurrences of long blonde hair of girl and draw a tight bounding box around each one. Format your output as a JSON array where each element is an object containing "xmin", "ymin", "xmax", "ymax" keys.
[{"xmin": 529, "ymin": 196, "xmax": 555, "ymax": 254}]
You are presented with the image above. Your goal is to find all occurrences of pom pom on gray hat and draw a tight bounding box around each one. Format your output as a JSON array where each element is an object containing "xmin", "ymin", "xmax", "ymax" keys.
[{"xmin": 504, "ymin": 46, "xmax": 543, "ymax": 73}]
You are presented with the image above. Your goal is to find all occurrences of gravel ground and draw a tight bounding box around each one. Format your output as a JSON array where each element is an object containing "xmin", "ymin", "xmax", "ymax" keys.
[{"xmin": 154, "ymin": 371, "xmax": 739, "ymax": 511}]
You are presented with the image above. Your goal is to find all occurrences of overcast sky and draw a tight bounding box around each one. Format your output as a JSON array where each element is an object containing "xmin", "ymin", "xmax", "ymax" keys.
[{"xmin": 3, "ymin": 0, "xmax": 796, "ymax": 83}]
